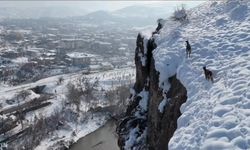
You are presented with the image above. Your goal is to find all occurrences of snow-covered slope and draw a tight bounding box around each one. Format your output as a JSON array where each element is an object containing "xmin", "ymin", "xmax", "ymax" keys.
[{"xmin": 152, "ymin": 0, "xmax": 250, "ymax": 149}]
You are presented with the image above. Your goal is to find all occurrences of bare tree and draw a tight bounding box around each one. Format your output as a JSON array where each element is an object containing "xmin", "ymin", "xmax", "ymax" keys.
[
  {"xmin": 81, "ymin": 77, "xmax": 99, "ymax": 106},
  {"xmin": 171, "ymin": 4, "xmax": 188, "ymax": 22},
  {"xmin": 16, "ymin": 90, "xmax": 30, "ymax": 129},
  {"xmin": 106, "ymin": 85, "xmax": 129, "ymax": 105},
  {"xmin": 66, "ymin": 77, "xmax": 99, "ymax": 113},
  {"xmin": 57, "ymin": 76, "xmax": 64, "ymax": 85},
  {"xmin": 16, "ymin": 90, "xmax": 30, "ymax": 102},
  {"xmin": 66, "ymin": 83, "xmax": 83, "ymax": 112},
  {"xmin": 105, "ymin": 85, "xmax": 130, "ymax": 116},
  {"xmin": 117, "ymin": 85, "xmax": 130, "ymax": 107},
  {"xmin": 105, "ymin": 89, "xmax": 117, "ymax": 105}
]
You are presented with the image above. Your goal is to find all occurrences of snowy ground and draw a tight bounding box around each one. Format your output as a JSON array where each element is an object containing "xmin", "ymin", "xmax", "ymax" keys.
[
  {"xmin": 152, "ymin": 0, "xmax": 250, "ymax": 149},
  {"xmin": 0, "ymin": 67, "xmax": 134, "ymax": 108},
  {"xmin": 35, "ymin": 113, "xmax": 108, "ymax": 150},
  {"xmin": 0, "ymin": 67, "xmax": 135, "ymax": 149}
]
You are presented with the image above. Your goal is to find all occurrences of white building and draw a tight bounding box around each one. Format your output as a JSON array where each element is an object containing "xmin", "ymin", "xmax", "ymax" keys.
[
  {"xmin": 100, "ymin": 62, "xmax": 114, "ymax": 71},
  {"xmin": 67, "ymin": 52, "xmax": 95, "ymax": 66}
]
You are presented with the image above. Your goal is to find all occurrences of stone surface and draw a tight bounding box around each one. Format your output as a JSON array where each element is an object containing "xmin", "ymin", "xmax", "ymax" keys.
[{"xmin": 117, "ymin": 30, "xmax": 187, "ymax": 150}]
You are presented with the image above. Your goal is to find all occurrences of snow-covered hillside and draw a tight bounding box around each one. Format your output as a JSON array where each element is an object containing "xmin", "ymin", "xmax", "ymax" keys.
[{"xmin": 152, "ymin": 0, "xmax": 250, "ymax": 149}]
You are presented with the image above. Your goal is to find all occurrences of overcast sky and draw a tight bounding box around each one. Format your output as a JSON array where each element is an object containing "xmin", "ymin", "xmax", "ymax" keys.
[{"xmin": 0, "ymin": 1, "xmax": 205, "ymax": 12}]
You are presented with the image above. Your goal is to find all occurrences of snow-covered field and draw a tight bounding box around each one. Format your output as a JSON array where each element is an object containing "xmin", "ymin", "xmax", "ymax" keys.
[
  {"xmin": 0, "ymin": 68, "xmax": 134, "ymax": 108},
  {"xmin": 0, "ymin": 67, "xmax": 135, "ymax": 149},
  {"xmin": 35, "ymin": 113, "xmax": 108, "ymax": 150},
  {"xmin": 151, "ymin": 0, "xmax": 250, "ymax": 149}
]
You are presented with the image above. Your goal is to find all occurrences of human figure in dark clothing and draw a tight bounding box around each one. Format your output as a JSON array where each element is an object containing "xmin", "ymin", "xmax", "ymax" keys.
[{"xmin": 186, "ymin": 40, "xmax": 192, "ymax": 58}]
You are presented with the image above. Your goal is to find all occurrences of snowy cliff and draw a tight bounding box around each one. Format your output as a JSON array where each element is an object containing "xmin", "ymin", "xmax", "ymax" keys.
[{"xmin": 117, "ymin": 0, "xmax": 250, "ymax": 149}]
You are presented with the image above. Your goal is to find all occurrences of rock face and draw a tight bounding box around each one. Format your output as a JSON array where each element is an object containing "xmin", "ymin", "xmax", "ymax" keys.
[
  {"xmin": 117, "ymin": 33, "xmax": 150, "ymax": 150},
  {"xmin": 147, "ymin": 74, "xmax": 187, "ymax": 150},
  {"xmin": 117, "ymin": 27, "xmax": 187, "ymax": 149},
  {"xmin": 134, "ymin": 33, "xmax": 149, "ymax": 93}
]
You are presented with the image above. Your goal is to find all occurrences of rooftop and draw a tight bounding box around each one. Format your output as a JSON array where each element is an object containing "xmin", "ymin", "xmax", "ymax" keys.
[{"xmin": 66, "ymin": 52, "xmax": 96, "ymax": 58}]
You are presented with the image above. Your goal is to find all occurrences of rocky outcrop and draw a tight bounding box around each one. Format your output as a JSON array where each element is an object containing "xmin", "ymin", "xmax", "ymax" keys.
[
  {"xmin": 117, "ymin": 33, "xmax": 150, "ymax": 149},
  {"xmin": 134, "ymin": 33, "xmax": 149, "ymax": 93},
  {"xmin": 117, "ymin": 24, "xmax": 187, "ymax": 150},
  {"xmin": 147, "ymin": 73, "xmax": 187, "ymax": 150}
]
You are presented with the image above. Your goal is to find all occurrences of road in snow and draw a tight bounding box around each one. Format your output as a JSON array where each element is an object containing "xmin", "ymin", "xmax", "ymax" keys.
[{"xmin": 0, "ymin": 67, "xmax": 134, "ymax": 94}]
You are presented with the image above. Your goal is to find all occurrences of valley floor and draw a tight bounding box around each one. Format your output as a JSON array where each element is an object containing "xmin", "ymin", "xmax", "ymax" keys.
[{"xmin": 0, "ymin": 67, "xmax": 135, "ymax": 149}]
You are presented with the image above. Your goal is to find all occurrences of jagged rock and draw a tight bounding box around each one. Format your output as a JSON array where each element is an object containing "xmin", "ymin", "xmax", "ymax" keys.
[
  {"xmin": 117, "ymin": 33, "xmax": 151, "ymax": 149},
  {"xmin": 134, "ymin": 33, "xmax": 148, "ymax": 93},
  {"xmin": 147, "ymin": 74, "xmax": 187, "ymax": 150},
  {"xmin": 117, "ymin": 25, "xmax": 187, "ymax": 150}
]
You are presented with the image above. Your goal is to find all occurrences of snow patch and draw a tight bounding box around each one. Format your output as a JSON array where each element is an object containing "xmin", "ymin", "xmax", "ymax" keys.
[
  {"xmin": 149, "ymin": 0, "xmax": 250, "ymax": 149},
  {"xmin": 124, "ymin": 127, "xmax": 139, "ymax": 149},
  {"xmin": 138, "ymin": 89, "xmax": 149, "ymax": 112},
  {"xmin": 158, "ymin": 98, "xmax": 169, "ymax": 113}
]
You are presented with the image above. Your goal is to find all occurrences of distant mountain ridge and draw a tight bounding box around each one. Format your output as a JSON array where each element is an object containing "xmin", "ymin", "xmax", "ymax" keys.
[
  {"xmin": 0, "ymin": 7, "xmax": 87, "ymax": 19},
  {"xmin": 76, "ymin": 5, "xmax": 172, "ymax": 27},
  {"xmin": 0, "ymin": 5, "xmax": 172, "ymax": 27}
]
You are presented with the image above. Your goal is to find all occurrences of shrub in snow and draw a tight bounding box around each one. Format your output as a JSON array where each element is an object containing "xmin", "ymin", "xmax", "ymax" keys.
[
  {"xmin": 81, "ymin": 77, "xmax": 99, "ymax": 102},
  {"xmin": 57, "ymin": 76, "xmax": 64, "ymax": 85},
  {"xmin": 16, "ymin": 90, "xmax": 30, "ymax": 102},
  {"xmin": 66, "ymin": 82, "xmax": 83, "ymax": 112},
  {"xmin": 20, "ymin": 112, "xmax": 63, "ymax": 150},
  {"xmin": 66, "ymin": 77, "xmax": 100, "ymax": 112},
  {"xmin": 158, "ymin": 99, "xmax": 168, "ymax": 113},
  {"xmin": 172, "ymin": 5, "xmax": 188, "ymax": 22},
  {"xmin": 105, "ymin": 85, "xmax": 130, "ymax": 116}
]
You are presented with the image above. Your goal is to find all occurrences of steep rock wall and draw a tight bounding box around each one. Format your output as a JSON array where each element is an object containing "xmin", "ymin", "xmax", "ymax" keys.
[
  {"xmin": 147, "ymin": 72, "xmax": 187, "ymax": 150},
  {"xmin": 117, "ymin": 26, "xmax": 187, "ymax": 150}
]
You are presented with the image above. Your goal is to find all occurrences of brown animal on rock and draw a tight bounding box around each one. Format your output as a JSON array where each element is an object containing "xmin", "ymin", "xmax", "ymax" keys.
[
  {"xmin": 203, "ymin": 66, "xmax": 214, "ymax": 82},
  {"xmin": 186, "ymin": 40, "xmax": 191, "ymax": 58}
]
